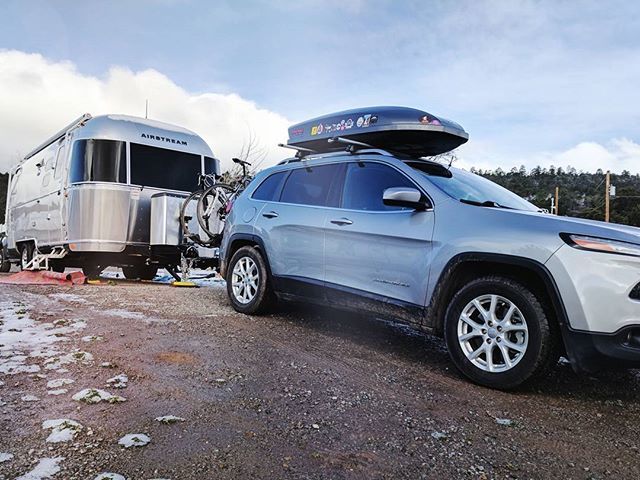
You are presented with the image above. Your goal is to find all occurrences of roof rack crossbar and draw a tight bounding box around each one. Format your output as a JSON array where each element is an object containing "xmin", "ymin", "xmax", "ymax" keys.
[
  {"xmin": 277, "ymin": 143, "xmax": 317, "ymax": 158},
  {"xmin": 328, "ymin": 136, "xmax": 415, "ymax": 159},
  {"xmin": 24, "ymin": 113, "xmax": 92, "ymax": 160}
]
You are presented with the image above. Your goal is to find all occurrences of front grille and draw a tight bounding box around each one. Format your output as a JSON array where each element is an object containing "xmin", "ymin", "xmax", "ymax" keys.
[{"xmin": 631, "ymin": 283, "xmax": 640, "ymax": 301}]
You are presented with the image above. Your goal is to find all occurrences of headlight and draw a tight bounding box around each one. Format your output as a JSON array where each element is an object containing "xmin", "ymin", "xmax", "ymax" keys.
[{"xmin": 562, "ymin": 234, "xmax": 640, "ymax": 257}]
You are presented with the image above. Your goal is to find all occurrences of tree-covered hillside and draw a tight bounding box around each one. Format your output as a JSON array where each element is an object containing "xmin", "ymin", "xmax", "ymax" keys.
[{"xmin": 476, "ymin": 166, "xmax": 640, "ymax": 227}]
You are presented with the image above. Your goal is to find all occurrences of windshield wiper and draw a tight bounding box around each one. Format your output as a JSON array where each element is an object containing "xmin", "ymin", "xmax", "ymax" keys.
[{"xmin": 460, "ymin": 199, "xmax": 516, "ymax": 210}]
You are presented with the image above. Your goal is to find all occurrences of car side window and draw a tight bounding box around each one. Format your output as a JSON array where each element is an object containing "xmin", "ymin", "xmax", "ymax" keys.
[
  {"xmin": 280, "ymin": 163, "xmax": 343, "ymax": 207},
  {"xmin": 342, "ymin": 162, "xmax": 416, "ymax": 211},
  {"xmin": 252, "ymin": 171, "xmax": 288, "ymax": 202}
]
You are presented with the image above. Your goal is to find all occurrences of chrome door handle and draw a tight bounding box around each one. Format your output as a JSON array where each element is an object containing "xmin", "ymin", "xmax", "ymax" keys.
[
  {"xmin": 330, "ymin": 218, "xmax": 353, "ymax": 226},
  {"xmin": 262, "ymin": 211, "xmax": 279, "ymax": 219}
]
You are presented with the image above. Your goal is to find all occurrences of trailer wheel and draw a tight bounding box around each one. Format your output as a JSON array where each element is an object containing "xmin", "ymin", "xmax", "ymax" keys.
[
  {"xmin": 19, "ymin": 243, "xmax": 34, "ymax": 271},
  {"xmin": 82, "ymin": 265, "xmax": 103, "ymax": 280},
  {"xmin": 50, "ymin": 262, "xmax": 65, "ymax": 273},
  {"xmin": 122, "ymin": 265, "xmax": 158, "ymax": 281}
]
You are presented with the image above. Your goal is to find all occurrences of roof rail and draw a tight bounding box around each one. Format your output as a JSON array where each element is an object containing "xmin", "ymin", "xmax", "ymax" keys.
[{"xmin": 24, "ymin": 113, "xmax": 92, "ymax": 160}]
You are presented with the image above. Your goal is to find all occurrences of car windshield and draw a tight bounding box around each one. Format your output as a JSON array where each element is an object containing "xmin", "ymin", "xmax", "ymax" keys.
[{"xmin": 412, "ymin": 164, "xmax": 539, "ymax": 212}]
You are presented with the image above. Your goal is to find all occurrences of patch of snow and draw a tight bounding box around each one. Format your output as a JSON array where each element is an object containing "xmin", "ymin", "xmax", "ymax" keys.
[
  {"xmin": 102, "ymin": 309, "xmax": 145, "ymax": 320},
  {"xmin": 106, "ymin": 373, "xmax": 128, "ymax": 389},
  {"xmin": 42, "ymin": 419, "xmax": 83, "ymax": 443},
  {"xmin": 100, "ymin": 362, "xmax": 116, "ymax": 368},
  {"xmin": 155, "ymin": 415, "xmax": 185, "ymax": 424},
  {"xmin": 47, "ymin": 389, "xmax": 68, "ymax": 396},
  {"xmin": 118, "ymin": 433, "xmax": 151, "ymax": 448},
  {"xmin": 0, "ymin": 452, "xmax": 14, "ymax": 463},
  {"xmin": 15, "ymin": 456, "xmax": 64, "ymax": 480},
  {"xmin": 0, "ymin": 302, "xmax": 84, "ymax": 375},
  {"xmin": 81, "ymin": 335, "xmax": 102, "ymax": 342},
  {"xmin": 48, "ymin": 293, "xmax": 88, "ymax": 304},
  {"xmin": 46, "ymin": 378, "xmax": 74, "ymax": 389},
  {"xmin": 72, "ymin": 388, "xmax": 126, "ymax": 404},
  {"xmin": 21, "ymin": 394, "xmax": 39, "ymax": 402},
  {"xmin": 44, "ymin": 350, "xmax": 93, "ymax": 370},
  {"xmin": 431, "ymin": 431, "xmax": 448, "ymax": 440},
  {"xmin": 496, "ymin": 418, "xmax": 513, "ymax": 426},
  {"xmin": 94, "ymin": 474, "xmax": 126, "ymax": 480}
]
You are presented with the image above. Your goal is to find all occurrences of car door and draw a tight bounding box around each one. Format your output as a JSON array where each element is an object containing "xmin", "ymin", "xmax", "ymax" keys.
[
  {"xmin": 324, "ymin": 161, "xmax": 435, "ymax": 312},
  {"xmin": 252, "ymin": 162, "xmax": 345, "ymax": 298}
]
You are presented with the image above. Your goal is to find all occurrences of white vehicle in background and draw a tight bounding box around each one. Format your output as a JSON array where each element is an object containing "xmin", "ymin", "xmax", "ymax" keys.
[{"xmin": 1, "ymin": 113, "xmax": 220, "ymax": 279}]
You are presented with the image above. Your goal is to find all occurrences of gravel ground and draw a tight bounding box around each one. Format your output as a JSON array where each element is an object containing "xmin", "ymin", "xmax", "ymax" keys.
[{"xmin": 0, "ymin": 275, "xmax": 639, "ymax": 479}]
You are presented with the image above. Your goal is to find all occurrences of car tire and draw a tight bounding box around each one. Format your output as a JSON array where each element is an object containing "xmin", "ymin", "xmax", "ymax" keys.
[
  {"xmin": 122, "ymin": 265, "xmax": 158, "ymax": 281},
  {"xmin": 444, "ymin": 275, "xmax": 559, "ymax": 390},
  {"xmin": 226, "ymin": 246, "xmax": 275, "ymax": 315}
]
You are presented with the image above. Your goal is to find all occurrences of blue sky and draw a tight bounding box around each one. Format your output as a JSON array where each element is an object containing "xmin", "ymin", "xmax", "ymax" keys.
[{"xmin": 1, "ymin": 0, "xmax": 640, "ymax": 172}]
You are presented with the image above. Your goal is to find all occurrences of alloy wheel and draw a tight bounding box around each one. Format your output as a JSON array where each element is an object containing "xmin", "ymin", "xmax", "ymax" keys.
[
  {"xmin": 231, "ymin": 256, "xmax": 259, "ymax": 304},
  {"xmin": 457, "ymin": 294, "xmax": 529, "ymax": 373}
]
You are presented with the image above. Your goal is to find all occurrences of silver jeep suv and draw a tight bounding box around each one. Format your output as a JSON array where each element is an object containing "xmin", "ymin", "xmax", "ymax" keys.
[{"xmin": 220, "ymin": 148, "xmax": 640, "ymax": 390}]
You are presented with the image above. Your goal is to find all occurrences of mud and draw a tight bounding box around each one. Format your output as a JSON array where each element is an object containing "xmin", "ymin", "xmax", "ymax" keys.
[{"xmin": 0, "ymin": 278, "xmax": 639, "ymax": 479}]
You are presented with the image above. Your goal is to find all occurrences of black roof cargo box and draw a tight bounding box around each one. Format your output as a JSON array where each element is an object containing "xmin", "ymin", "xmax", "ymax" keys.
[{"xmin": 286, "ymin": 106, "xmax": 468, "ymax": 158}]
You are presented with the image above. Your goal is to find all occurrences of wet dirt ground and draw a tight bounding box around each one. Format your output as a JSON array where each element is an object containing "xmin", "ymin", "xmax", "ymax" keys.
[{"xmin": 0, "ymin": 276, "xmax": 639, "ymax": 479}]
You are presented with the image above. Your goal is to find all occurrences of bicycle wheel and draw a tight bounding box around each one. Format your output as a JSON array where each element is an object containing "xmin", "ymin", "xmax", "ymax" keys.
[
  {"xmin": 180, "ymin": 190, "xmax": 205, "ymax": 244},
  {"xmin": 197, "ymin": 183, "xmax": 235, "ymax": 242}
]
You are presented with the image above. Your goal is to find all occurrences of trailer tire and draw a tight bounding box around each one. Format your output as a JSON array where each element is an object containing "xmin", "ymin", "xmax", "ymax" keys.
[
  {"xmin": 122, "ymin": 265, "xmax": 158, "ymax": 281},
  {"xmin": 83, "ymin": 265, "xmax": 103, "ymax": 280},
  {"xmin": 50, "ymin": 262, "xmax": 65, "ymax": 273},
  {"xmin": 19, "ymin": 243, "xmax": 34, "ymax": 271}
]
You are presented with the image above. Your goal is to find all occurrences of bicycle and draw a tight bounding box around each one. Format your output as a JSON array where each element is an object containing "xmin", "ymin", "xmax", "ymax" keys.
[
  {"xmin": 179, "ymin": 172, "xmax": 218, "ymax": 247},
  {"xmin": 180, "ymin": 158, "xmax": 252, "ymax": 247}
]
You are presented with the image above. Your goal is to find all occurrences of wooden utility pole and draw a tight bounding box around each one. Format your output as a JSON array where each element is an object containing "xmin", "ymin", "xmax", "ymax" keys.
[
  {"xmin": 605, "ymin": 170, "xmax": 611, "ymax": 222},
  {"xmin": 554, "ymin": 186, "xmax": 559, "ymax": 215}
]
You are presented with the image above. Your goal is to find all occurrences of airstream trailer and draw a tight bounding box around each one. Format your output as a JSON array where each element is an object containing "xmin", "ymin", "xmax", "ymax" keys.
[{"xmin": 1, "ymin": 113, "xmax": 220, "ymax": 279}]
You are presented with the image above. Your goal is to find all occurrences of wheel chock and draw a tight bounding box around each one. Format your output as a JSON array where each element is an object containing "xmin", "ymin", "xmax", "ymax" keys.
[{"xmin": 172, "ymin": 281, "xmax": 198, "ymax": 288}]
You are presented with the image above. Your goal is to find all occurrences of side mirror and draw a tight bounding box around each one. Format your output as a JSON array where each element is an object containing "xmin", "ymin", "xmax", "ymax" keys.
[{"xmin": 383, "ymin": 187, "xmax": 430, "ymax": 210}]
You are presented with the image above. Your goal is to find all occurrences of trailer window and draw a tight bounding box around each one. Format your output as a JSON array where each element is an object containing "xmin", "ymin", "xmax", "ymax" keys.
[
  {"xmin": 69, "ymin": 139, "xmax": 127, "ymax": 183},
  {"xmin": 130, "ymin": 143, "xmax": 202, "ymax": 192}
]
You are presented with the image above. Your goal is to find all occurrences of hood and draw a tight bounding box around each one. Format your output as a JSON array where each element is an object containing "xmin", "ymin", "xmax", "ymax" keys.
[{"xmin": 511, "ymin": 209, "xmax": 640, "ymax": 245}]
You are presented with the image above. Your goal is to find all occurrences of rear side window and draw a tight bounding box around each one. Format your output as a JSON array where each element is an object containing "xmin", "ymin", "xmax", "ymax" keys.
[
  {"xmin": 342, "ymin": 162, "xmax": 416, "ymax": 211},
  {"xmin": 252, "ymin": 171, "xmax": 288, "ymax": 202},
  {"xmin": 280, "ymin": 164, "xmax": 343, "ymax": 207},
  {"xmin": 69, "ymin": 139, "xmax": 127, "ymax": 183}
]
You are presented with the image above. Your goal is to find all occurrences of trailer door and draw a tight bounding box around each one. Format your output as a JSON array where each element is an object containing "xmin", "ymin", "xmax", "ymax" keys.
[{"xmin": 48, "ymin": 141, "xmax": 67, "ymax": 245}]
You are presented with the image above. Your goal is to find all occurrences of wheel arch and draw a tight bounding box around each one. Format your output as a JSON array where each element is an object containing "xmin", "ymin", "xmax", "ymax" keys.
[
  {"xmin": 427, "ymin": 253, "xmax": 569, "ymax": 340},
  {"xmin": 222, "ymin": 234, "xmax": 273, "ymax": 280}
]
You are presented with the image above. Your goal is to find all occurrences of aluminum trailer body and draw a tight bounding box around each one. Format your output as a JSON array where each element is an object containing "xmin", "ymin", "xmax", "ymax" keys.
[{"xmin": 4, "ymin": 114, "xmax": 220, "ymax": 276}]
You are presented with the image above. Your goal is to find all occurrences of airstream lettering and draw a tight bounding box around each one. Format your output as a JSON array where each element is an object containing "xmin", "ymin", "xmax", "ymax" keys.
[{"xmin": 1, "ymin": 113, "xmax": 220, "ymax": 279}]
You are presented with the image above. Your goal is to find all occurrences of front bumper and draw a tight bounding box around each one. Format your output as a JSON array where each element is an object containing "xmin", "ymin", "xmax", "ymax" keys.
[
  {"xmin": 562, "ymin": 325, "xmax": 640, "ymax": 372},
  {"xmin": 545, "ymin": 244, "xmax": 640, "ymax": 333}
]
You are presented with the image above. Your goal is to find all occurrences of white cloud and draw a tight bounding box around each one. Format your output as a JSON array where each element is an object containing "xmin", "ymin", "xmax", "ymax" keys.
[
  {"xmin": 456, "ymin": 138, "xmax": 640, "ymax": 174},
  {"xmin": 0, "ymin": 50, "xmax": 290, "ymax": 172}
]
